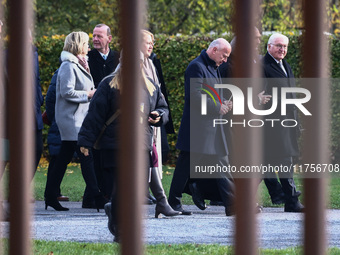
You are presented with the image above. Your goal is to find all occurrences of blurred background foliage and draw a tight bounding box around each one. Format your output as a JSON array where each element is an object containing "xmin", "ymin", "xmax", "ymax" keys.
[
  {"xmin": 0, "ymin": 0, "xmax": 339, "ymax": 37},
  {"xmin": 36, "ymin": 34, "xmax": 340, "ymax": 163}
]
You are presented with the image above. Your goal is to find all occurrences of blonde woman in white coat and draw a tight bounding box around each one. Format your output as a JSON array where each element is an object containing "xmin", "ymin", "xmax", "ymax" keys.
[{"xmin": 44, "ymin": 31, "xmax": 99, "ymax": 211}]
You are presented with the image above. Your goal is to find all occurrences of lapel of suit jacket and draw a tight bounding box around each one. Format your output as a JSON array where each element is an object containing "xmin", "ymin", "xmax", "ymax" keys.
[
  {"xmin": 282, "ymin": 59, "xmax": 296, "ymax": 99},
  {"xmin": 270, "ymin": 60, "xmax": 286, "ymax": 78},
  {"xmin": 282, "ymin": 59, "xmax": 292, "ymax": 78}
]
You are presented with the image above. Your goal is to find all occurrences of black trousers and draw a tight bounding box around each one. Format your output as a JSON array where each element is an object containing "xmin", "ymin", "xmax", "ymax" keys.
[
  {"xmin": 45, "ymin": 141, "xmax": 100, "ymax": 200},
  {"xmin": 34, "ymin": 129, "xmax": 43, "ymax": 176},
  {"xmin": 168, "ymin": 151, "xmax": 234, "ymax": 209},
  {"xmin": 168, "ymin": 151, "xmax": 191, "ymax": 209},
  {"xmin": 264, "ymin": 156, "xmax": 299, "ymax": 203},
  {"xmin": 83, "ymin": 149, "xmax": 115, "ymax": 203},
  {"xmin": 44, "ymin": 155, "xmax": 61, "ymax": 198}
]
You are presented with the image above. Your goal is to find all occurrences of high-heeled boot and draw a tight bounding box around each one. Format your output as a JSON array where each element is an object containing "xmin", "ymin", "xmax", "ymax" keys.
[
  {"xmin": 149, "ymin": 167, "xmax": 181, "ymax": 218},
  {"xmin": 45, "ymin": 198, "xmax": 69, "ymax": 211}
]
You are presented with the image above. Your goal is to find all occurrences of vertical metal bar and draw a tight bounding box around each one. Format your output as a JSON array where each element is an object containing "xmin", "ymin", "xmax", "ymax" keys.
[
  {"xmin": 7, "ymin": 0, "xmax": 33, "ymax": 254},
  {"xmin": 119, "ymin": 0, "xmax": 145, "ymax": 254},
  {"xmin": 0, "ymin": 7, "xmax": 4, "ymax": 255},
  {"xmin": 303, "ymin": 0, "xmax": 329, "ymax": 254},
  {"xmin": 233, "ymin": 0, "xmax": 261, "ymax": 254}
]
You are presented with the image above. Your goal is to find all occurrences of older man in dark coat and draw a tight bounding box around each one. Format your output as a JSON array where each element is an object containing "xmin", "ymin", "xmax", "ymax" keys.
[
  {"xmin": 83, "ymin": 24, "xmax": 120, "ymax": 208},
  {"xmin": 169, "ymin": 38, "xmax": 235, "ymax": 216},
  {"xmin": 262, "ymin": 33, "xmax": 304, "ymax": 212}
]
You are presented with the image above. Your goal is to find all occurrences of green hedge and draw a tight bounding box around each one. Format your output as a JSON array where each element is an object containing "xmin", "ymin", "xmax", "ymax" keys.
[{"xmin": 36, "ymin": 34, "xmax": 340, "ymax": 163}]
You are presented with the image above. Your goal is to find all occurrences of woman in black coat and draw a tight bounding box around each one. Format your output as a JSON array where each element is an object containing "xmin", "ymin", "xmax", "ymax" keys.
[{"xmin": 78, "ymin": 55, "xmax": 180, "ymax": 241}]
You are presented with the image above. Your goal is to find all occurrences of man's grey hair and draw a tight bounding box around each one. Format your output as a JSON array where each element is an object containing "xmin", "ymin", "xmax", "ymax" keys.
[
  {"xmin": 95, "ymin": 24, "xmax": 111, "ymax": 36},
  {"xmin": 208, "ymin": 38, "xmax": 229, "ymax": 50},
  {"xmin": 267, "ymin": 33, "xmax": 289, "ymax": 50}
]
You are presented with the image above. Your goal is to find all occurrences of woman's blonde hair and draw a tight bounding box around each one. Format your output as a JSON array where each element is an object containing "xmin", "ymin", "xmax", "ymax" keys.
[
  {"xmin": 63, "ymin": 31, "xmax": 89, "ymax": 55},
  {"xmin": 141, "ymin": 29, "xmax": 154, "ymax": 43},
  {"xmin": 110, "ymin": 57, "xmax": 156, "ymax": 96}
]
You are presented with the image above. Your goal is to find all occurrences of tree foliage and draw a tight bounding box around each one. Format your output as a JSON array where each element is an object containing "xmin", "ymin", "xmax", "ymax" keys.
[
  {"xmin": 261, "ymin": 0, "xmax": 303, "ymax": 32},
  {"xmin": 146, "ymin": 0, "xmax": 234, "ymax": 35},
  {"xmin": 34, "ymin": 0, "xmax": 120, "ymax": 36},
  {"xmin": 9, "ymin": 0, "xmax": 333, "ymax": 37}
]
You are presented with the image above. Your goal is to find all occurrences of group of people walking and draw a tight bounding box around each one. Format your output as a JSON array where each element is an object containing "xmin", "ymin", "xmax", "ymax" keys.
[
  {"xmin": 42, "ymin": 26, "xmax": 180, "ymax": 241},
  {"xmin": 1, "ymin": 21, "xmax": 304, "ymax": 241},
  {"xmin": 169, "ymin": 29, "xmax": 304, "ymax": 217}
]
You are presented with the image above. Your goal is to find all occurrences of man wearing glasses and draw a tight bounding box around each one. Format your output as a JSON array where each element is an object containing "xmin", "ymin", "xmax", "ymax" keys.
[{"xmin": 262, "ymin": 33, "xmax": 304, "ymax": 213}]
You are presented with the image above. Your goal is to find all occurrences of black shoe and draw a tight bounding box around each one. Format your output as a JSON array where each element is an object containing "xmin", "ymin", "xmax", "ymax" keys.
[
  {"xmin": 45, "ymin": 199, "xmax": 69, "ymax": 211},
  {"xmin": 189, "ymin": 182, "xmax": 207, "ymax": 210},
  {"xmin": 225, "ymin": 206, "xmax": 235, "ymax": 216},
  {"xmin": 170, "ymin": 204, "xmax": 192, "ymax": 215},
  {"xmin": 113, "ymin": 234, "xmax": 120, "ymax": 243},
  {"xmin": 148, "ymin": 193, "xmax": 157, "ymax": 204},
  {"xmin": 284, "ymin": 201, "xmax": 304, "ymax": 213},
  {"xmin": 145, "ymin": 192, "xmax": 157, "ymax": 205},
  {"xmin": 210, "ymin": 200, "xmax": 224, "ymax": 206},
  {"xmin": 104, "ymin": 203, "xmax": 115, "ymax": 235},
  {"xmin": 271, "ymin": 192, "xmax": 286, "ymax": 205},
  {"xmin": 145, "ymin": 197, "xmax": 154, "ymax": 205}
]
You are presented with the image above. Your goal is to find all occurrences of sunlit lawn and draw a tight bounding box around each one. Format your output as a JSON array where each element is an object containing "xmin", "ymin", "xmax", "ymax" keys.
[{"xmin": 31, "ymin": 158, "xmax": 340, "ymax": 209}]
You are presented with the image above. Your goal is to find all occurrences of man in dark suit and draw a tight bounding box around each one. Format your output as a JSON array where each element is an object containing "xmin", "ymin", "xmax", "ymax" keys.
[
  {"xmin": 83, "ymin": 24, "xmax": 120, "ymax": 208},
  {"xmin": 262, "ymin": 33, "xmax": 304, "ymax": 212},
  {"xmin": 168, "ymin": 38, "xmax": 235, "ymax": 216},
  {"xmin": 88, "ymin": 24, "xmax": 120, "ymax": 88},
  {"xmin": 219, "ymin": 28, "xmax": 288, "ymax": 206}
]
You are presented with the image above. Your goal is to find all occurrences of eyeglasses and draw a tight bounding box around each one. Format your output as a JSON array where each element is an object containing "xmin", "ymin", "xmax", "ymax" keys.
[{"xmin": 270, "ymin": 44, "xmax": 288, "ymax": 49}]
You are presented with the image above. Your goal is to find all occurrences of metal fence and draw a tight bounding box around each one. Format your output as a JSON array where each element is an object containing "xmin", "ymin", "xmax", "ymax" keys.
[{"xmin": 0, "ymin": 0, "xmax": 329, "ymax": 254}]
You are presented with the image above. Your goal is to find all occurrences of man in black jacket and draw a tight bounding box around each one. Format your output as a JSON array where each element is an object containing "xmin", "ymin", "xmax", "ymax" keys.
[
  {"xmin": 169, "ymin": 38, "xmax": 235, "ymax": 216},
  {"xmin": 219, "ymin": 28, "xmax": 289, "ymax": 207},
  {"xmin": 83, "ymin": 24, "xmax": 120, "ymax": 208},
  {"xmin": 262, "ymin": 33, "xmax": 304, "ymax": 213}
]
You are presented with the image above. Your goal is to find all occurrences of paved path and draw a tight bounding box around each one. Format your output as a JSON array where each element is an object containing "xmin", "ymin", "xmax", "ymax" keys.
[{"xmin": 1, "ymin": 201, "xmax": 340, "ymax": 249}]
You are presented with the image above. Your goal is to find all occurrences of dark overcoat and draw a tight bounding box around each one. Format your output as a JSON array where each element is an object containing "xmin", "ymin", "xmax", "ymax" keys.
[
  {"xmin": 176, "ymin": 50, "xmax": 229, "ymax": 156},
  {"xmin": 262, "ymin": 52, "xmax": 299, "ymax": 158}
]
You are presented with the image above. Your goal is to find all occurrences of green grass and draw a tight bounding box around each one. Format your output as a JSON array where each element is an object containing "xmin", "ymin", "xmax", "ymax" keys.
[
  {"xmin": 31, "ymin": 162, "xmax": 340, "ymax": 209},
  {"xmin": 0, "ymin": 239, "xmax": 339, "ymax": 255},
  {"xmin": 0, "ymin": 240, "xmax": 334, "ymax": 255}
]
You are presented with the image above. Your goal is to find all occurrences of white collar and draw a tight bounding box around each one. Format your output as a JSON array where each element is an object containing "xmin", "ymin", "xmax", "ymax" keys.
[
  {"xmin": 268, "ymin": 52, "xmax": 282, "ymax": 64},
  {"xmin": 99, "ymin": 50, "xmax": 109, "ymax": 59}
]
